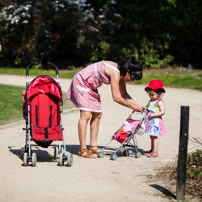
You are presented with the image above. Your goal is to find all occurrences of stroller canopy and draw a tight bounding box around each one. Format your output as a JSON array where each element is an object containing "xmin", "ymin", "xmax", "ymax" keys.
[{"xmin": 27, "ymin": 75, "xmax": 62, "ymax": 101}]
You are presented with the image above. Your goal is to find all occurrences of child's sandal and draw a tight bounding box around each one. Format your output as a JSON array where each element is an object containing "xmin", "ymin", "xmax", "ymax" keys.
[
  {"xmin": 147, "ymin": 151, "xmax": 158, "ymax": 158},
  {"xmin": 78, "ymin": 148, "xmax": 96, "ymax": 158},
  {"xmin": 143, "ymin": 150, "xmax": 152, "ymax": 156},
  {"xmin": 89, "ymin": 146, "xmax": 108, "ymax": 155}
]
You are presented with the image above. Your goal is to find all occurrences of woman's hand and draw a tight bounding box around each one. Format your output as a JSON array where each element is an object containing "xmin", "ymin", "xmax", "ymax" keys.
[{"xmin": 133, "ymin": 104, "xmax": 145, "ymax": 112}]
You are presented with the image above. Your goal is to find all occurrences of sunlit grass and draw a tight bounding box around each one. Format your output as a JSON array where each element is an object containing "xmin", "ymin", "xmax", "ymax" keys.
[
  {"xmin": 134, "ymin": 73, "xmax": 202, "ymax": 91},
  {"xmin": 0, "ymin": 67, "xmax": 202, "ymax": 125},
  {"xmin": 0, "ymin": 67, "xmax": 79, "ymax": 79},
  {"xmin": 0, "ymin": 84, "xmax": 74, "ymax": 126}
]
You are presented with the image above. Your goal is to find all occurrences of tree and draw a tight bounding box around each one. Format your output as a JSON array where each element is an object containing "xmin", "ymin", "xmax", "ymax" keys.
[{"xmin": 0, "ymin": 0, "xmax": 83, "ymax": 67}]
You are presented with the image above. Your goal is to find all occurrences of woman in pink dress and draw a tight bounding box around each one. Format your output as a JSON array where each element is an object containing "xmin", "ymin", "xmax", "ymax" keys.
[{"xmin": 66, "ymin": 56, "xmax": 145, "ymax": 158}]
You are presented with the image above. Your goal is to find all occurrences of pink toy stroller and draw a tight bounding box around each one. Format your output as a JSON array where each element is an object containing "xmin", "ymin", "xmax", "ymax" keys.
[
  {"xmin": 21, "ymin": 62, "xmax": 73, "ymax": 167},
  {"xmin": 97, "ymin": 110, "xmax": 150, "ymax": 160}
]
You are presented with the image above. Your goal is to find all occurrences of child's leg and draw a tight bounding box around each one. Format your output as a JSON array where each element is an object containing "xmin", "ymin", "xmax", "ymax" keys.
[
  {"xmin": 150, "ymin": 136, "xmax": 153, "ymax": 151},
  {"xmin": 143, "ymin": 136, "xmax": 153, "ymax": 155},
  {"xmin": 150, "ymin": 136, "xmax": 159, "ymax": 153}
]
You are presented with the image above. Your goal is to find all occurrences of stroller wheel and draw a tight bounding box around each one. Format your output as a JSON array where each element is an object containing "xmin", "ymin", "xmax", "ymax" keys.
[
  {"xmin": 21, "ymin": 147, "xmax": 25, "ymax": 159},
  {"xmin": 97, "ymin": 152, "xmax": 104, "ymax": 158},
  {"xmin": 54, "ymin": 147, "xmax": 59, "ymax": 159},
  {"xmin": 59, "ymin": 153, "xmax": 64, "ymax": 166},
  {"xmin": 136, "ymin": 152, "xmax": 142, "ymax": 158},
  {"xmin": 67, "ymin": 153, "xmax": 73, "ymax": 167},
  {"xmin": 123, "ymin": 149, "xmax": 130, "ymax": 157},
  {"xmin": 23, "ymin": 152, "xmax": 28, "ymax": 166},
  {"xmin": 58, "ymin": 146, "xmax": 64, "ymax": 154},
  {"xmin": 32, "ymin": 153, "xmax": 37, "ymax": 167},
  {"xmin": 110, "ymin": 153, "xmax": 117, "ymax": 161}
]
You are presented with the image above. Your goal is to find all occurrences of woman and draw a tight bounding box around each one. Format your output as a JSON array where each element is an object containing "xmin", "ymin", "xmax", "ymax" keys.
[{"xmin": 66, "ymin": 56, "xmax": 145, "ymax": 158}]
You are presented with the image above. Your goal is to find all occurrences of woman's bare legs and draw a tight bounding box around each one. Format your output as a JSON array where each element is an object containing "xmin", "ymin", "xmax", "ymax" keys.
[
  {"xmin": 90, "ymin": 112, "xmax": 102, "ymax": 147},
  {"xmin": 78, "ymin": 110, "xmax": 95, "ymax": 158},
  {"xmin": 78, "ymin": 110, "xmax": 91, "ymax": 148},
  {"xmin": 78, "ymin": 111, "xmax": 103, "ymax": 156}
]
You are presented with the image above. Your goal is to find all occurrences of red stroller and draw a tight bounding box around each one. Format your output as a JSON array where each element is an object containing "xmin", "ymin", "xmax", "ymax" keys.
[
  {"xmin": 21, "ymin": 62, "xmax": 73, "ymax": 167},
  {"xmin": 97, "ymin": 110, "xmax": 149, "ymax": 160}
]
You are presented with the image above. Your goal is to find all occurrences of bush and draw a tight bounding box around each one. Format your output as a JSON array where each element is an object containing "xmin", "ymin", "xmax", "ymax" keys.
[{"xmin": 172, "ymin": 148, "xmax": 202, "ymax": 198}]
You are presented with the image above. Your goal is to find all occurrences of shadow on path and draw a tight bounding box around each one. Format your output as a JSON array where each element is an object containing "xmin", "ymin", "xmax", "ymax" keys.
[{"xmin": 150, "ymin": 184, "xmax": 176, "ymax": 199}]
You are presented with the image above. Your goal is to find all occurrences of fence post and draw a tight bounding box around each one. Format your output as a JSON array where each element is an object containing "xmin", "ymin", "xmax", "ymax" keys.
[{"xmin": 176, "ymin": 106, "xmax": 189, "ymax": 201}]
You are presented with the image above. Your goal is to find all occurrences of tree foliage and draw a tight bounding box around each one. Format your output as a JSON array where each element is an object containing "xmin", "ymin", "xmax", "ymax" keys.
[{"xmin": 0, "ymin": 0, "xmax": 202, "ymax": 68}]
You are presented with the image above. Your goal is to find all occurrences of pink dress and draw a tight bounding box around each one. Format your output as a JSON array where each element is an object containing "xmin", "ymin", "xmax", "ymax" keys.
[{"xmin": 66, "ymin": 61, "xmax": 119, "ymax": 112}]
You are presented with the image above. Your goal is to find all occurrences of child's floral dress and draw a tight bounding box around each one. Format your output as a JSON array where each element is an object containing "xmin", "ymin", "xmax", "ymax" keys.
[{"xmin": 145, "ymin": 99, "xmax": 167, "ymax": 137}]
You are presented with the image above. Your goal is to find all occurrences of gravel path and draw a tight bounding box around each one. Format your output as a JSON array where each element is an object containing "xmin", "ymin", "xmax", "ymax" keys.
[{"xmin": 0, "ymin": 74, "xmax": 201, "ymax": 202}]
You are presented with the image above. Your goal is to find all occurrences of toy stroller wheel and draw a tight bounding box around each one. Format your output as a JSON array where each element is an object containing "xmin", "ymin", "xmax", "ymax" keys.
[
  {"xmin": 67, "ymin": 153, "xmax": 73, "ymax": 167},
  {"xmin": 54, "ymin": 147, "xmax": 59, "ymax": 159},
  {"xmin": 110, "ymin": 153, "xmax": 117, "ymax": 161},
  {"xmin": 97, "ymin": 152, "xmax": 104, "ymax": 158},
  {"xmin": 59, "ymin": 153, "xmax": 64, "ymax": 166},
  {"xmin": 32, "ymin": 153, "xmax": 37, "ymax": 167},
  {"xmin": 123, "ymin": 149, "xmax": 130, "ymax": 157},
  {"xmin": 23, "ymin": 152, "xmax": 28, "ymax": 166},
  {"xmin": 136, "ymin": 152, "xmax": 142, "ymax": 158}
]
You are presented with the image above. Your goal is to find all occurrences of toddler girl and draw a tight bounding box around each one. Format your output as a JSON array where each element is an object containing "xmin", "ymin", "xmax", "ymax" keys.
[{"xmin": 144, "ymin": 80, "xmax": 167, "ymax": 158}]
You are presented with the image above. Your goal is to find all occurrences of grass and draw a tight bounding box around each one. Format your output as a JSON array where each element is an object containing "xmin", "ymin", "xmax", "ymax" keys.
[
  {"xmin": 0, "ymin": 84, "xmax": 74, "ymax": 126},
  {"xmin": 0, "ymin": 66, "xmax": 202, "ymax": 125},
  {"xmin": 1, "ymin": 66, "xmax": 202, "ymax": 92},
  {"xmin": 0, "ymin": 67, "xmax": 80, "ymax": 79},
  {"xmin": 0, "ymin": 84, "xmax": 25, "ymax": 125},
  {"xmin": 134, "ymin": 73, "xmax": 202, "ymax": 92}
]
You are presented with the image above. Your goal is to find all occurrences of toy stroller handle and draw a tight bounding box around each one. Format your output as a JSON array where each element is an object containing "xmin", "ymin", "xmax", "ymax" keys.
[
  {"xmin": 132, "ymin": 108, "xmax": 149, "ymax": 113},
  {"xmin": 26, "ymin": 62, "xmax": 37, "ymax": 76},
  {"xmin": 47, "ymin": 62, "xmax": 59, "ymax": 76}
]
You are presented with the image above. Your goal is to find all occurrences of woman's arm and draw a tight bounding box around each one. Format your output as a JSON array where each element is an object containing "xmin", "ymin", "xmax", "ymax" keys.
[
  {"xmin": 110, "ymin": 71, "xmax": 144, "ymax": 112},
  {"xmin": 119, "ymin": 79, "xmax": 137, "ymax": 105},
  {"xmin": 149, "ymin": 100, "xmax": 165, "ymax": 118}
]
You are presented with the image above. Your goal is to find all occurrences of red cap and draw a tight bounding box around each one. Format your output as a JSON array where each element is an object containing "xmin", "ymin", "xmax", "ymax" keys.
[{"xmin": 145, "ymin": 80, "xmax": 165, "ymax": 93}]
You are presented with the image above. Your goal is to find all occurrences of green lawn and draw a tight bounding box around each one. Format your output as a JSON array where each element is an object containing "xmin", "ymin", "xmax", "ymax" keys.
[
  {"xmin": 0, "ymin": 84, "xmax": 74, "ymax": 125},
  {"xmin": 0, "ymin": 67, "xmax": 202, "ymax": 125},
  {"xmin": 0, "ymin": 84, "xmax": 25, "ymax": 125},
  {"xmin": 135, "ymin": 73, "xmax": 202, "ymax": 91},
  {"xmin": 0, "ymin": 67, "xmax": 79, "ymax": 78}
]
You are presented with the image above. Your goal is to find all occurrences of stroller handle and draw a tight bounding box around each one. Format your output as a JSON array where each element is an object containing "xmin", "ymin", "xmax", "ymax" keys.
[
  {"xmin": 26, "ymin": 62, "xmax": 59, "ymax": 77},
  {"xmin": 26, "ymin": 62, "xmax": 37, "ymax": 76},
  {"xmin": 47, "ymin": 62, "xmax": 59, "ymax": 76}
]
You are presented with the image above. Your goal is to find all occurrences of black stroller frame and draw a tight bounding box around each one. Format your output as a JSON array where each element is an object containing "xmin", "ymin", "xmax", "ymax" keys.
[
  {"xmin": 21, "ymin": 62, "xmax": 73, "ymax": 167},
  {"xmin": 97, "ymin": 110, "xmax": 150, "ymax": 160}
]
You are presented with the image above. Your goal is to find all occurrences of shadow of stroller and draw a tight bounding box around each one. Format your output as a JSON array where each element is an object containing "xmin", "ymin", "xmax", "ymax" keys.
[
  {"xmin": 150, "ymin": 184, "xmax": 176, "ymax": 199},
  {"xmin": 61, "ymin": 144, "xmax": 147, "ymax": 158},
  {"xmin": 8, "ymin": 146, "xmax": 56, "ymax": 164},
  {"xmin": 96, "ymin": 144, "xmax": 146, "ymax": 158}
]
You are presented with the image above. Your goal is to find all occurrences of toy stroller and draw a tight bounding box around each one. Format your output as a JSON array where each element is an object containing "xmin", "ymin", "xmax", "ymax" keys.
[
  {"xmin": 21, "ymin": 62, "xmax": 73, "ymax": 167},
  {"xmin": 97, "ymin": 109, "xmax": 149, "ymax": 160}
]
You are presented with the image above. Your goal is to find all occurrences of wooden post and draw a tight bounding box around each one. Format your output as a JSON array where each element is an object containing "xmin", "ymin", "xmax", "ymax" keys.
[{"xmin": 176, "ymin": 106, "xmax": 189, "ymax": 201}]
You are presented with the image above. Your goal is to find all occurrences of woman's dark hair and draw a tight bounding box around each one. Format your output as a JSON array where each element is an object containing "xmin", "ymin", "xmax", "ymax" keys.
[{"xmin": 117, "ymin": 56, "xmax": 142, "ymax": 77}]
